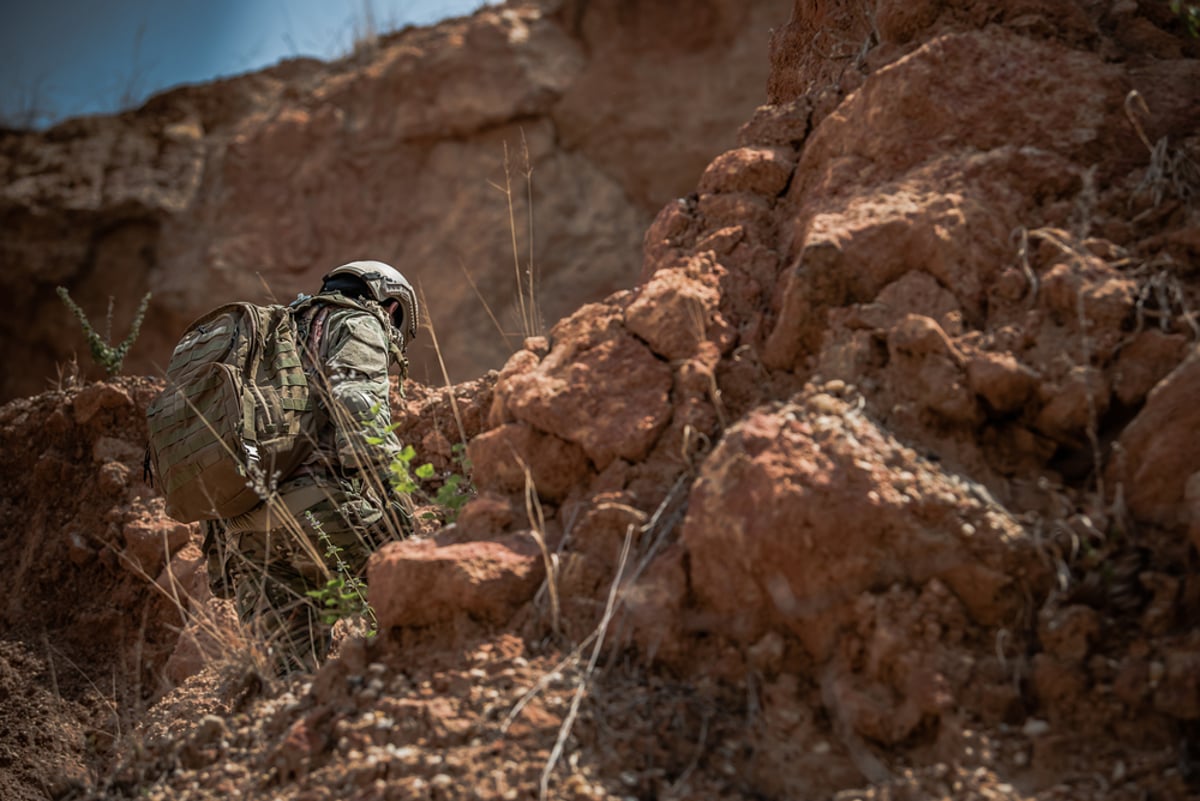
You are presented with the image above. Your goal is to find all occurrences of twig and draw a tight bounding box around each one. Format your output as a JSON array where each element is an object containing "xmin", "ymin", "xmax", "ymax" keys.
[
  {"xmin": 1124, "ymin": 90, "xmax": 1154, "ymax": 154},
  {"xmin": 499, "ymin": 631, "xmax": 598, "ymax": 737},
  {"xmin": 41, "ymin": 629, "xmax": 60, "ymax": 700},
  {"xmin": 540, "ymin": 525, "xmax": 635, "ymax": 801},
  {"xmin": 1012, "ymin": 227, "xmax": 1039, "ymax": 306},
  {"xmin": 1076, "ymin": 289, "xmax": 1105, "ymax": 502},
  {"xmin": 521, "ymin": 129, "xmax": 540, "ymax": 337},
  {"xmin": 493, "ymin": 140, "xmax": 534, "ymax": 339},
  {"xmin": 458, "ymin": 258, "xmax": 515, "ymax": 346}
]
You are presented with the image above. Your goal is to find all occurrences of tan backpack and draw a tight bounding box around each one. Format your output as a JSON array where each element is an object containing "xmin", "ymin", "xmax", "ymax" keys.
[{"xmin": 146, "ymin": 302, "xmax": 319, "ymax": 522}]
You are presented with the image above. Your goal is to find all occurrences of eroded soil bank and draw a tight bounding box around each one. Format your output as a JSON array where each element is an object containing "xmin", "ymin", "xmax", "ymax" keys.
[{"xmin": 2, "ymin": 0, "xmax": 1199, "ymax": 799}]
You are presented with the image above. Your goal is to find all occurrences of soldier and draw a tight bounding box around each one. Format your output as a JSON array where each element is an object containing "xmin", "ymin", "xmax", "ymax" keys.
[{"xmin": 203, "ymin": 260, "xmax": 418, "ymax": 675}]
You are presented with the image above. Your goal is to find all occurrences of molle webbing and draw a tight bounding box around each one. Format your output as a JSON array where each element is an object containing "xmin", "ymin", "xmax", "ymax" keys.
[{"xmin": 146, "ymin": 302, "xmax": 320, "ymax": 523}]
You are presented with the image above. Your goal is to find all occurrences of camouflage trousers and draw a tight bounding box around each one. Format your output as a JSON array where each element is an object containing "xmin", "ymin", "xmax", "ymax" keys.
[{"xmin": 203, "ymin": 470, "xmax": 410, "ymax": 675}]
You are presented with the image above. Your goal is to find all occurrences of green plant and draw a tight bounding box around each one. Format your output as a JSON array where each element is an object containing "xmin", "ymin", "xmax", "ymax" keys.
[
  {"xmin": 434, "ymin": 443, "xmax": 474, "ymax": 518},
  {"xmin": 57, "ymin": 287, "xmax": 151, "ymax": 376},
  {"xmin": 304, "ymin": 511, "xmax": 378, "ymax": 634},
  {"xmin": 1171, "ymin": 0, "xmax": 1200, "ymax": 36},
  {"xmin": 382, "ymin": 441, "xmax": 474, "ymax": 524}
]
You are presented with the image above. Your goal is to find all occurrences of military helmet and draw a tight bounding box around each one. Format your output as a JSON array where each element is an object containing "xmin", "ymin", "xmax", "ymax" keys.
[{"xmin": 323, "ymin": 260, "xmax": 419, "ymax": 346}]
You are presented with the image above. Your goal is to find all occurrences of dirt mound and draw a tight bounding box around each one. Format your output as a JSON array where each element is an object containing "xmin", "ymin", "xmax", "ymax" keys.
[
  {"xmin": 3, "ymin": 1, "xmax": 1200, "ymax": 800},
  {"xmin": 0, "ymin": 377, "xmax": 196, "ymax": 795},
  {"xmin": 0, "ymin": 642, "xmax": 90, "ymax": 801}
]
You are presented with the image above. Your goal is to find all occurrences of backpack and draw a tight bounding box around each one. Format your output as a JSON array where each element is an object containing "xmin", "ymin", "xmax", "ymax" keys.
[{"xmin": 146, "ymin": 302, "xmax": 320, "ymax": 523}]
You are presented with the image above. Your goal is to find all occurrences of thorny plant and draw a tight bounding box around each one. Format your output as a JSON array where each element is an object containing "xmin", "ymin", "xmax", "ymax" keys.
[{"xmin": 57, "ymin": 286, "xmax": 151, "ymax": 376}]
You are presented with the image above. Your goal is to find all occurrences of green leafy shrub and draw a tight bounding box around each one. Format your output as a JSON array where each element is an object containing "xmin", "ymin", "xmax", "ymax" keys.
[{"xmin": 385, "ymin": 441, "xmax": 474, "ymax": 523}]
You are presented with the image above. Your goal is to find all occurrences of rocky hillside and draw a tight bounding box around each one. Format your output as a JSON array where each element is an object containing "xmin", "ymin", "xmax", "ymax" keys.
[
  {"xmin": 2, "ymin": 0, "xmax": 1200, "ymax": 800},
  {"xmin": 0, "ymin": 0, "xmax": 788, "ymax": 402}
]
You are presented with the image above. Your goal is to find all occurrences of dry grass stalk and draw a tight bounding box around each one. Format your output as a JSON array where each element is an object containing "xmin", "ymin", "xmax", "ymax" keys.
[
  {"xmin": 540, "ymin": 524, "xmax": 635, "ymax": 801},
  {"xmin": 458, "ymin": 258, "xmax": 516, "ymax": 348},
  {"xmin": 499, "ymin": 629, "xmax": 599, "ymax": 736},
  {"xmin": 1011, "ymin": 226, "xmax": 1039, "ymax": 306},
  {"xmin": 1024, "ymin": 227, "xmax": 1108, "ymax": 498},
  {"xmin": 519, "ymin": 459, "xmax": 560, "ymax": 636},
  {"xmin": 488, "ymin": 135, "xmax": 541, "ymax": 340},
  {"xmin": 416, "ymin": 285, "xmax": 469, "ymax": 450},
  {"xmin": 1125, "ymin": 89, "xmax": 1200, "ymax": 207}
]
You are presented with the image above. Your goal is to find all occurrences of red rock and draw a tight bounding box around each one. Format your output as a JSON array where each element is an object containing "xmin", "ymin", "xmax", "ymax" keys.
[
  {"xmin": 681, "ymin": 393, "xmax": 1043, "ymax": 657},
  {"xmin": 453, "ymin": 493, "xmax": 517, "ymax": 539},
  {"xmin": 792, "ymin": 31, "xmax": 1124, "ymax": 185},
  {"xmin": 873, "ymin": 0, "xmax": 942, "ymax": 44},
  {"xmin": 1034, "ymin": 366, "xmax": 1109, "ymax": 446},
  {"xmin": 887, "ymin": 315, "xmax": 981, "ymax": 425},
  {"xmin": 500, "ymin": 305, "xmax": 672, "ymax": 469},
  {"xmin": 72, "ymin": 383, "xmax": 133, "ymax": 425},
  {"xmin": 625, "ymin": 256, "xmax": 732, "ymax": 361},
  {"xmin": 697, "ymin": 146, "xmax": 795, "ymax": 197},
  {"xmin": 967, "ymin": 351, "xmax": 1039, "ymax": 415},
  {"xmin": 1038, "ymin": 604, "xmax": 1101, "ymax": 665},
  {"xmin": 467, "ymin": 422, "xmax": 591, "ymax": 501},
  {"xmin": 1153, "ymin": 639, "xmax": 1200, "ymax": 720},
  {"xmin": 1113, "ymin": 329, "xmax": 1189, "ymax": 407},
  {"xmin": 368, "ymin": 533, "xmax": 544, "ymax": 630},
  {"xmin": 1110, "ymin": 347, "xmax": 1200, "ymax": 527},
  {"xmin": 121, "ymin": 516, "xmax": 194, "ymax": 577}
]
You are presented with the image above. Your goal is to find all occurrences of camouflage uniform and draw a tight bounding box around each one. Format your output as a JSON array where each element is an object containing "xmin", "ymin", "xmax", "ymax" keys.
[{"xmin": 205, "ymin": 293, "xmax": 411, "ymax": 674}]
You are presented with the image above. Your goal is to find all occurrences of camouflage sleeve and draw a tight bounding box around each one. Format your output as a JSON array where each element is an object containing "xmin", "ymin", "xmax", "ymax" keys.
[{"xmin": 320, "ymin": 309, "xmax": 401, "ymax": 471}]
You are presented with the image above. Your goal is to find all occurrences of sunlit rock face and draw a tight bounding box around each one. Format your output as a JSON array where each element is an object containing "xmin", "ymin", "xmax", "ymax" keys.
[{"xmin": 0, "ymin": 0, "xmax": 788, "ymax": 401}]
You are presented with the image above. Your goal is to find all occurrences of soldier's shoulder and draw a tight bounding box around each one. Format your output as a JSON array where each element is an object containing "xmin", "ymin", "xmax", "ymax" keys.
[{"xmin": 326, "ymin": 303, "xmax": 389, "ymax": 346}]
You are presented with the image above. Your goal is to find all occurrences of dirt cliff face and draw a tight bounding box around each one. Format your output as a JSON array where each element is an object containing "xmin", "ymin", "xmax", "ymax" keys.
[
  {"xmin": 2, "ymin": 1, "xmax": 1200, "ymax": 800},
  {"xmin": 0, "ymin": 0, "xmax": 788, "ymax": 403}
]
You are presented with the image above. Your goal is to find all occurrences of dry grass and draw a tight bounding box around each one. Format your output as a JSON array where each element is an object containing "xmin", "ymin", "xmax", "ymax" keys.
[
  {"xmin": 488, "ymin": 133, "xmax": 542, "ymax": 341},
  {"xmin": 519, "ymin": 460, "xmax": 561, "ymax": 636},
  {"xmin": 539, "ymin": 525, "xmax": 634, "ymax": 801},
  {"xmin": 1125, "ymin": 89, "xmax": 1200, "ymax": 208},
  {"xmin": 416, "ymin": 285, "xmax": 469, "ymax": 450}
]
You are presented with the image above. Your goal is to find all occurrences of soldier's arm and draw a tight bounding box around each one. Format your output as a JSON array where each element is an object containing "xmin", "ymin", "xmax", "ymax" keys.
[{"xmin": 320, "ymin": 310, "xmax": 401, "ymax": 472}]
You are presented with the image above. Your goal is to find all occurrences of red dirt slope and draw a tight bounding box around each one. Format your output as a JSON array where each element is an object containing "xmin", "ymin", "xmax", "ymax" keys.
[{"xmin": 1, "ymin": 1, "xmax": 1198, "ymax": 800}]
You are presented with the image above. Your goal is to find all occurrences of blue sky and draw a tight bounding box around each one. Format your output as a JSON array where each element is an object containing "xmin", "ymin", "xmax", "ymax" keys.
[{"xmin": 0, "ymin": 0, "xmax": 493, "ymax": 128}]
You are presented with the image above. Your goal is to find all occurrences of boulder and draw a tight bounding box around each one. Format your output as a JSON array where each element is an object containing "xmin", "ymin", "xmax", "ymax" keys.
[
  {"xmin": 682, "ymin": 391, "xmax": 1045, "ymax": 657},
  {"xmin": 1110, "ymin": 346, "xmax": 1200, "ymax": 527},
  {"xmin": 368, "ymin": 533, "xmax": 544, "ymax": 630}
]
